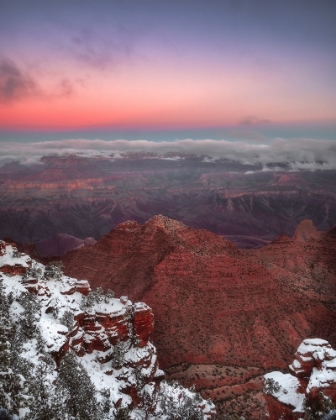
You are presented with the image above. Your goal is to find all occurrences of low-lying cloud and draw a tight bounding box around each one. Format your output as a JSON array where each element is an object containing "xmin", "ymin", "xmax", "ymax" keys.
[{"xmin": 1, "ymin": 138, "xmax": 336, "ymax": 171}]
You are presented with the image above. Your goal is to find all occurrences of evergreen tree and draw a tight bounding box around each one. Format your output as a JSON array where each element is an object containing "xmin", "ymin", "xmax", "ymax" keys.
[
  {"xmin": 0, "ymin": 408, "xmax": 14, "ymax": 420},
  {"xmin": 44, "ymin": 263, "xmax": 63, "ymax": 281},
  {"xmin": 59, "ymin": 310, "xmax": 75, "ymax": 331},
  {"xmin": 304, "ymin": 392, "xmax": 336, "ymax": 420},
  {"xmin": 99, "ymin": 388, "xmax": 112, "ymax": 416},
  {"xmin": 23, "ymin": 263, "xmax": 43, "ymax": 281},
  {"xmin": 92, "ymin": 287, "xmax": 104, "ymax": 304},
  {"xmin": 114, "ymin": 406, "xmax": 131, "ymax": 420},
  {"xmin": 158, "ymin": 381, "xmax": 204, "ymax": 420},
  {"xmin": 112, "ymin": 341, "xmax": 128, "ymax": 369},
  {"xmin": 80, "ymin": 291, "xmax": 96, "ymax": 310},
  {"xmin": 0, "ymin": 280, "xmax": 12, "ymax": 411},
  {"xmin": 105, "ymin": 289, "xmax": 115, "ymax": 303},
  {"xmin": 25, "ymin": 354, "xmax": 59, "ymax": 420},
  {"xmin": 56, "ymin": 351, "xmax": 99, "ymax": 420},
  {"xmin": 0, "ymin": 282, "xmax": 27, "ymax": 415},
  {"xmin": 19, "ymin": 292, "xmax": 41, "ymax": 340}
]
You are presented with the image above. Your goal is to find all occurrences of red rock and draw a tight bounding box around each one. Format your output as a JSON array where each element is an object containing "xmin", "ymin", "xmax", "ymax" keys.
[
  {"xmin": 0, "ymin": 241, "xmax": 6, "ymax": 256},
  {"xmin": 265, "ymin": 339, "xmax": 336, "ymax": 419},
  {"xmin": 293, "ymin": 219, "xmax": 323, "ymax": 242},
  {"xmin": 74, "ymin": 280, "xmax": 91, "ymax": 295},
  {"xmin": 0, "ymin": 242, "xmax": 215, "ymax": 418},
  {"xmin": 264, "ymin": 394, "xmax": 299, "ymax": 420},
  {"xmin": 61, "ymin": 216, "xmax": 336, "ymax": 418},
  {"xmin": 0, "ymin": 264, "xmax": 27, "ymax": 276},
  {"xmin": 133, "ymin": 302, "xmax": 154, "ymax": 347}
]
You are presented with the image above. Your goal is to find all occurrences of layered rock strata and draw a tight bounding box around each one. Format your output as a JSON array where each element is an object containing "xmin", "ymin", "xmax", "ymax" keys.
[{"xmin": 61, "ymin": 215, "xmax": 336, "ymax": 418}]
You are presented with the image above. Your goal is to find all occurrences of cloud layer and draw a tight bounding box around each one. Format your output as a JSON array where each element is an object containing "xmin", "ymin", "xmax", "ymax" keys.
[{"xmin": 1, "ymin": 138, "xmax": 336, "ymax": 171}]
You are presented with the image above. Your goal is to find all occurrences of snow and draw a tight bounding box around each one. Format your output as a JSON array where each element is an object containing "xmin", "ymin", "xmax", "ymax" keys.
[
  {"xmin": 0, "ymin": 241, "xmax": 215, "ymax": 419},
  {"xmin": 307, "ymin": 366, "xmax": 336, "ymax": 391},
  {"xmin": 95, "ymin": 299, "xmax": 124, "ymax": 314},
  {"xmin": 134, "ymin": 301, "xmax": 151, "ymax": 312},
  {"xmin": 0, "ymin": 244, "xmax": 31, "ymax": 268},
  {"xmin": 292, "ymin": 359, "xmax": 302, "ymax": 369},
  {"xmin": 325, "ymin": 360, "xmax": 336, "ymax": 369},
  {"xmin": 264, "ymin": 371, "xmax": 305, "ymax": 412},
  {"xmin": 1, "ymin": 273, "xmax": 27, "ymax": 296},
  {"xmin": 38, "ymin": 318, "xmax": 68, "ymax": 351},
  {"xmin": 297, "ymin": 338, "xmax": 330, "ymax": 356},
  {"xmin": 266, "ymin": 338, "xmax": 336, "ymax": 418},
  {"xmin": 304, "ymin": 338, "xmax": 329, "ymax": 346}
]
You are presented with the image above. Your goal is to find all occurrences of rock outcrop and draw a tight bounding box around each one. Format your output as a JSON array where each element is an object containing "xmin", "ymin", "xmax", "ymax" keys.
[
  {"xmin": 293, "ymin": 219, "xmax": 323, "ymax": 243},
  {"xmin": 264, "ymin": 338, "xmax": 336, "ymax": 419},
  {"xmin": 0, "ymin": 240, "xmax": 216, "ymax": 419},
  {"xmin": 61, "ymin": 215, "xmax": 336, "ymax": 418}
]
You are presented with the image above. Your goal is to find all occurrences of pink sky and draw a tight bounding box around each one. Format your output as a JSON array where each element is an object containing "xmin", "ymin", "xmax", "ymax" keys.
[{"xmin": 0, "ymin": 1, "xmax": 335, "ymax": 137}]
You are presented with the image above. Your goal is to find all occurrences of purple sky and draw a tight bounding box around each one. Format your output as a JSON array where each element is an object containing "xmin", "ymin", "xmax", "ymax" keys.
[{"xmin": 0, "ymin": 0, "xmax": 335, "ymax": 160}]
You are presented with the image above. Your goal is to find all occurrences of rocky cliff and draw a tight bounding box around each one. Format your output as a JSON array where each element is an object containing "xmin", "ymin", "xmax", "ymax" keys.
[
  {"xmin": 264, "ymin": 338, "xmax": 336, "ymax": 419},
  {"xmin": 0, "ymin": 240, "xmax": 215, "ymax": 419},
  {"xmin": 61, "ymin": 215, "xmax": 336, "ymax": 418}
]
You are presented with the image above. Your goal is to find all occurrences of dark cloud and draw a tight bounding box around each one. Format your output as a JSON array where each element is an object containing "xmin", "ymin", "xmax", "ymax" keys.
[
  {"xmin": 56, "ymin": 78, "xmax": 74, "ymax": 97},
  {"xmin": 68, "ymin": 25, "xmax": 136, "ymax": 69},
  {"xmin": 0, "ymin": 59, "xmax": 41, "ymax": 103},
  {"xmin": 0, "ymin": 59, "xmax": 78, "ymax": 103},
  {"xmin": 239, "ymin": 116, "xmax": 270, "ymax": 126}
]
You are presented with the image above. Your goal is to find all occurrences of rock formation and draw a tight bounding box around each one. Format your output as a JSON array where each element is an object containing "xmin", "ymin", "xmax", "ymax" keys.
[
  {"xmin": 264, "ymin": 338, "xmax": 336, "ymax": 419},
  {"xmin": 61, "ymin": 215, "xmax": 336, "ymax": 418},
  {"xmin": 0, "ymin": 240, "xmax": 216, "ymax": 419}
]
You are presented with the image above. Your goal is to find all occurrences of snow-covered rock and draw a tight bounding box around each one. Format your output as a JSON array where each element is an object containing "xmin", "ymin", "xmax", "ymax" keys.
[
  {"xmin": 0, "ymin": 240, "xmax": 216, "ymax": 419},
  {"xmin": 264, "ymin": 338, "xmax": 336, "ymax": 419}
]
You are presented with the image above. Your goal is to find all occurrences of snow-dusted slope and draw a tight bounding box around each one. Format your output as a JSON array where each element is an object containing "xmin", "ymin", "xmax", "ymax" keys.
[{"xmin": 0, "ymin": 240, "xmax": 216, "ymax": 419}]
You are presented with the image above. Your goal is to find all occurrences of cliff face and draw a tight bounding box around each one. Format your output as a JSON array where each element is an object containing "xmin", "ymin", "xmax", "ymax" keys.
[
  {"xmin": 0, "ymin": 240, "xmax": 215, "ymax": 419},
  {"xmin": 265, "ymin": 339, "xmax": 336, "ymax": 420},
  {"xmin": 61, "ymin": 215, "xmax": 336, "ymax": 418},
  {"xmin": 250, "ymin": 219, "xmax": 336, "ymax": 305}
]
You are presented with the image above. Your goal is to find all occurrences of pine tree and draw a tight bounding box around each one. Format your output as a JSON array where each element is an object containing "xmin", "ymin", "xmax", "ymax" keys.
[
  {"xmin": 80, "ymin": 291, "xmax": 96, "ymax": 310},
  {"xmin": 304, "ymin": 392, "xmax": 336, "ymax": 420},
  {"xmin": 23, "ymin": 263, "xmax": 43, "ymax": 281},
  {"xmin": 158, "ymin": 381, "xmax": 204, "ymax": 420},
  {"xmin": 56, "ymin": 351, "xmax": 99, "ymax": 420},
  {"xmin": 19, "ymin": 292, "xmax": 41, "ymax": 340},
  {"xmin": 0, "ymin": 408, "xmax": 14, "ymax": 420},
  {"xmin": 44, "ymin": 262, "xmax": 63, "ymax": 281},
  {"xmin": 59, "ymin": 310, "xmax": 75, "ymax": 331},
  {"xmin": 105, "ymin": 289, "xmax": 115, "ymax": 303},
  {"xmin": 114, "ymin": 406, "xmax": 132, "ymax": 420},
  {"xmin": 112, "ymin": 341, "xmax": 128, "ymax": 369},
  {"xmin": 0, "ymin": 280, "xmax": 12, "ymax": 411},
  {"xmin": 25, "ymin": 354, "xmax": 59, "ymax": 420}
]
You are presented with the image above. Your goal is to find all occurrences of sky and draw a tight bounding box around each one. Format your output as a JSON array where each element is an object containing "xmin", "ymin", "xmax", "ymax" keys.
[{"xmin": 0, "ymin": 0, "xmax": 335, "ymax": 163}]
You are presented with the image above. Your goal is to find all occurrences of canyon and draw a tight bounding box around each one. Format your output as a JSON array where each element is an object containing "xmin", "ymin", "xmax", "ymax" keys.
[
  {"xmin": 2, "ymin": 153, "xmax": 336, "ymax": 418},
  {"xmin": 1, "ymin": 154, "xmax": 336, "ymax": 253},
  {"xmin": 60, "ymin": 215, "xmax": 336, "ymax": 418}
]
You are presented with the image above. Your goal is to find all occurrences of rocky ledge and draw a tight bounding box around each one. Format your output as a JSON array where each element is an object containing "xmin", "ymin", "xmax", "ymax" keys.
[
  {"xmin": 264, "ymin": 338, "xmax": 336, "ymax": 419},
  {"xmin": 0, "ymin": 240, "xmax": 216, "ymax": 419}
]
